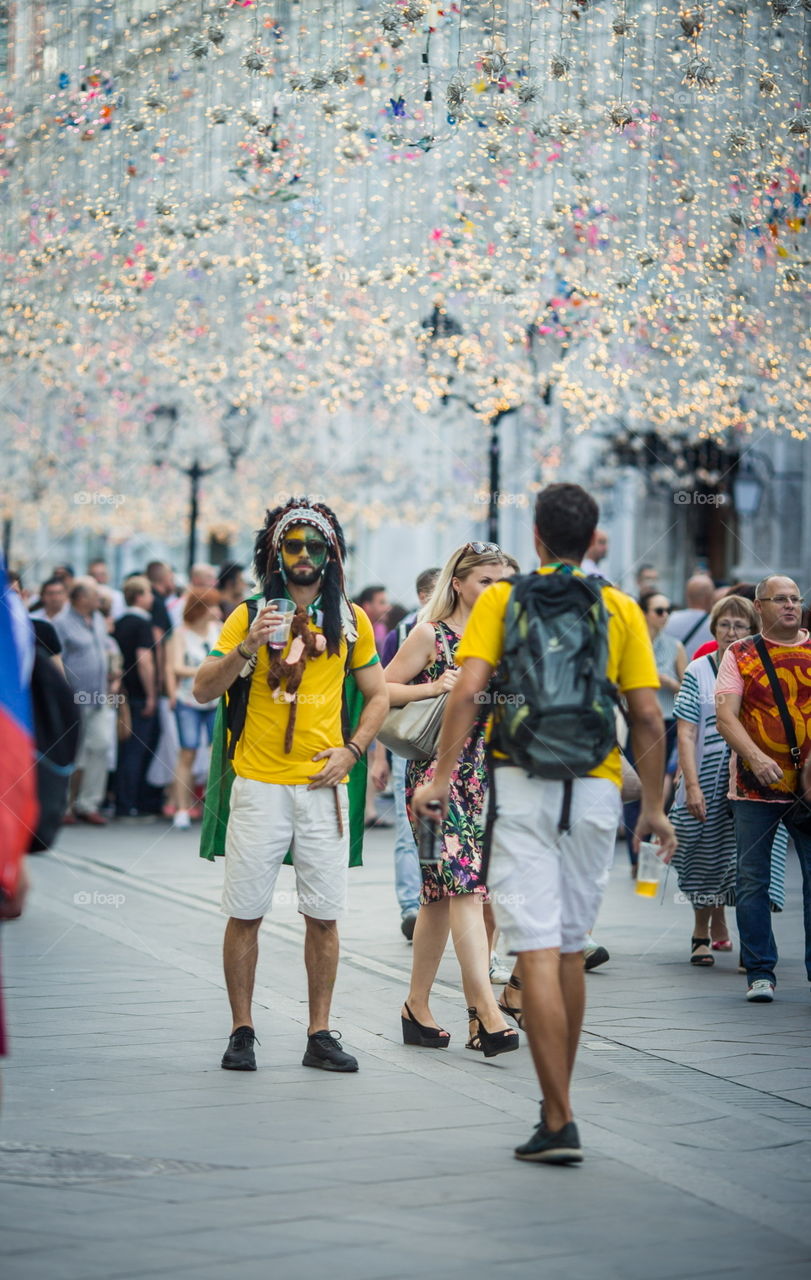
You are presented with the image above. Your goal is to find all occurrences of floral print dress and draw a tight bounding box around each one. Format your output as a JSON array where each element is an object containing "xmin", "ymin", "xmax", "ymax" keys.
[{"xmin": 405, "ymin": 622, "xmax": 488, "ymax": 903}]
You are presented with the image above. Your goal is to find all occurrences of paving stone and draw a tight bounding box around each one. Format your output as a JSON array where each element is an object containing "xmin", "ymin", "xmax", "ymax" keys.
[{"xmin": 3, "ymin": 829, "xmax": 811, "ymax": 1278}]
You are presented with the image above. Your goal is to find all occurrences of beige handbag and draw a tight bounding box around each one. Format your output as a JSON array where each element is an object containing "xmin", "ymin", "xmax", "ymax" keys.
[
  {"xmin": 378, "ymin": 626, "xmax": 454, "ymax": 761},
  {"xmin": 116, "ymin": 693, "xmax": 132, "ymax": 744},
  {"xmin": 620, "ymin": 751, "xmax": 642, "ymax": 803}
]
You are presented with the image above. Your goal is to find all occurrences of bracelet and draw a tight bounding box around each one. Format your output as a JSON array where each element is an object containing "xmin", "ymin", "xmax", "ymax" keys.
[
  {"xmin": 345, "ymin": 741, "xmax": 363, "ymax": 762},
  {"xmin": 237, "ymin": 641, "xmax": 254, "ymax": 661}
]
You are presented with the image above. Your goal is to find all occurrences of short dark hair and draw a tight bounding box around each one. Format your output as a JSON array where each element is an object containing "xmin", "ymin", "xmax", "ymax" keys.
[
  {"xmin": 415, "ymin": 567, "xmax": 440, "ymax": 596},
  {"xmin": 724, "ymin": 581, "xmax": 756, "ymax": 602},
  {"xmin": 145, "ymin": 560, "xmax": 169, "ymax": 582},
  {"xmin": 355, "ymin": 584, "xmax": 386, "ymax": 607},
  {"xmin": 639, "ymin": 590, "xmax": 666, "ymax": 614},
  {"xmin": 534, "ymin": 484, "xmax": 598, "ymax": 562},
  {"xmin": 217, "ymin": 562, "xmax": 244, "ymax": 592},
  {"xmin": 40, "ymin": 576, "xmax": 65, "ymax": 594}
]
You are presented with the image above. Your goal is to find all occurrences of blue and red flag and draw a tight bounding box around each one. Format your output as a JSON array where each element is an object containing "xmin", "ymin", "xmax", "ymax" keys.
[{"xmin": 0, "ymin": 557, "xmax": 37, "ymax": 899}]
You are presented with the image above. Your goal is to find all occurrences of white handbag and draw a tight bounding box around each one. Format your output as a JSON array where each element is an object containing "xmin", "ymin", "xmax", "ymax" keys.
[{"xmin": 378, "ymin": 627, "xmax": 455, "ymax": 761}]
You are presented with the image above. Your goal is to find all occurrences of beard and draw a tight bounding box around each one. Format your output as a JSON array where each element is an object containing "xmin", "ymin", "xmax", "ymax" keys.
[{"xmin": 286, "ymin": 563, "xmax": 324, "ymax": 588}]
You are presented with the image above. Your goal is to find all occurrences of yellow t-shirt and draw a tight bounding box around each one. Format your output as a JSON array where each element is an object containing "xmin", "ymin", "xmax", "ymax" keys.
[
  {"xmin": 455, "ymin": 567, "xmax": 659, "ymax": 788},
  {"xmin": 213, "ymin": 601, "xmax": 379, "ymax": 785}
]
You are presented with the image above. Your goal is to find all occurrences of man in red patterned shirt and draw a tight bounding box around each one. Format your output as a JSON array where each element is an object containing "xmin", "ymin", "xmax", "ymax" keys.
[{"xmin": 716, "ymin": 576, "xmax": 811, "ymax": 1003}]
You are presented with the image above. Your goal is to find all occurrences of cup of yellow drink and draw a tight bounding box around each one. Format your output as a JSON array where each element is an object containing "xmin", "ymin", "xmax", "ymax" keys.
[{"xmin": 635, "ymin": 841, "xmax": 663, "ymax": 898}]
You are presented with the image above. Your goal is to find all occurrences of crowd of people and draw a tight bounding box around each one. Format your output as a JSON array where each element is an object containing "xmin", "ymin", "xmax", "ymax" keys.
[
  {"xmin": 10, "ymin": 559, "xmax": 253, "ymax": 828},
  {"xmin": 3, "ymin": 487, "xmax": 811, "ymax": 1167}
]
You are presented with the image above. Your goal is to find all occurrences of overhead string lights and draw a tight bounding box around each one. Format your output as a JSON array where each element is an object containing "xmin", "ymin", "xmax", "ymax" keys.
[{"xmin": 0, "ymin": 0, "xmax": 809, "ymax": 540}]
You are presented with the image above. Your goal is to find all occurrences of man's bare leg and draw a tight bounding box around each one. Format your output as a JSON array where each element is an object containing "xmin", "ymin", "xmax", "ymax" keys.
[
  {"xmin": 304, "ymin": 916, "xmax": 339, "ymax": 1033},
  {"xmin": 223, "ymin": 917, "xmax": 262, "ymax": 1030},
  {"xmin": 559, "ymin": 950, "xmax": 587, "ymax": 1073},
  {"xmin": 519, "ymin": 948, "xmax": 585, "ymax": 1132}
]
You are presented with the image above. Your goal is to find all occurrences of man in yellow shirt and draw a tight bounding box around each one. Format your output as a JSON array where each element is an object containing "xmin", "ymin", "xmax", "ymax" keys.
[
  {"xmin": 195, "ymin": 500, "xmax": 388, "ymax": 1074},
  {"xmin": 413, "ymin": 483, "xmax": 676, "ymax": 1165}
]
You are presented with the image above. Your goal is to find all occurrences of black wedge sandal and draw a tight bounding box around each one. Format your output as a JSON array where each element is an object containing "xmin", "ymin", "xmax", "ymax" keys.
[
  {"xmin": 401, "ymin": 1002, "xmax": 450, "ymax": 1048},
  {"xmin": 497, "ymin": 974, "xmax": 525, "ymax": 1030},
  {"xmin": 465, "ymin": 1006, "xmax": 520, "ymax": 1059},
  {"xmin": 690, "ymin": 937, "xmax": 715, "ymax": 967}
]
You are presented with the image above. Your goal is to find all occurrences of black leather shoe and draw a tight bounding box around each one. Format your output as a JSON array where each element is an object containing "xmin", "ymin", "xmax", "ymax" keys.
[
  {"xmin": 302, "ymin": 1030, "xmax": 358, "ymax": 1072},
  {"xmin": 221, "ymin": 1025, "xmax": 257, "ymax": 1071}
]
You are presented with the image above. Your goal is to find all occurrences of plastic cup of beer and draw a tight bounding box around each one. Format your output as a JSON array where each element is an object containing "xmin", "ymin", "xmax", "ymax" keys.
[
  {"xmin": 265, "ymin": 599, "xmax": 296, "ymax": 650},
  {"xmin": 635, "ymin": 841, "xmax": 663, "ymax": 898}
]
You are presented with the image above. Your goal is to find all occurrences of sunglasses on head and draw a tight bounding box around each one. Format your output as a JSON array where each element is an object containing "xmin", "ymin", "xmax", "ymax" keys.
[
  {"xmin": 453, "ymin": 541, "xmax": 501, "ymax": 575},
  {"xmin": 282, "ymin": 537, "xmax": 328, "ymax": 557}
]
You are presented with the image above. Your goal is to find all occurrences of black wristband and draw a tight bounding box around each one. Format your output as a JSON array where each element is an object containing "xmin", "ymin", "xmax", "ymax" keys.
[{"xmin": 346, "ymin": 741, "xmax": 362, "ymax": 762}]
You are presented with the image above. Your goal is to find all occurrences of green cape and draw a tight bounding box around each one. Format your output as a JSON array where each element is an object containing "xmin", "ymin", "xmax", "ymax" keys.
[{"xmin": 199, "ymin": 672, "xmax": 366, "ymax": 866}]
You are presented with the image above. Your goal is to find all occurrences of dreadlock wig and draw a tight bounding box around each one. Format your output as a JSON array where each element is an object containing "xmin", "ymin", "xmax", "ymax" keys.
[{"xmin": 252, "ymin": 498, "xmax": 349, "ymax": 657}]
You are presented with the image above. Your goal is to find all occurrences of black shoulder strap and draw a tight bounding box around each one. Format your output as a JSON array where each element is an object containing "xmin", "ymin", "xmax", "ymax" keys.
[
  {"xmin": 682, "ymin": 611, "xmax": 708, "ymax": 648},
  {"xmin": 753, "ymin": 635, "xmax": 801, "ymax": 773},
  {"xmin": 224, "ymin": 598, "xmax": 260, "ymax": 760}
]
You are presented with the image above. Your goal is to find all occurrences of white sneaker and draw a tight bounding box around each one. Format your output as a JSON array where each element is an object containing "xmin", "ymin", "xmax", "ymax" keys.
[
  {"xmin": 746, "ymin": 979, "xmax": 775, "ymax": 1002},
  {"xmin": 489, "ymin": 952, "xmax": 513, "ymax": 985},
  {"xmin": 172, "ymin": 809, "xmax": 191, "ymax": 830}
]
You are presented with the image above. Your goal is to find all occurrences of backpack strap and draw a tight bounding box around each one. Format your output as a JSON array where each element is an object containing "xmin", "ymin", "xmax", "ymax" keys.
[
  {"xmin": 559, "ymin": 779, "xmax": 574, "ymax": 834},
  {"xmin": 224, "ymin": 597, "xmax": 259, "ymax": 760}
]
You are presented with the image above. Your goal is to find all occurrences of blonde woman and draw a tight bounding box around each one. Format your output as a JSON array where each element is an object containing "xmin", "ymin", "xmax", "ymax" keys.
[{"xmin": 385, "ymin": 543, "xmax": 519, "ymax": 1058}]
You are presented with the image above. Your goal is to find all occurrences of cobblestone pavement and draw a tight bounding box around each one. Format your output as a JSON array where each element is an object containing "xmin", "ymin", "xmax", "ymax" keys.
[{"xmin": 2, "ymin": 814, "xmax": 811, "ymax": 1280}]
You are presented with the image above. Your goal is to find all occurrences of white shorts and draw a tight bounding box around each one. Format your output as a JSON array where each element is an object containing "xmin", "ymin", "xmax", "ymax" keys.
[
  {"xmin": 487, "ymin": 768, "xmax": 620, "ymax": 954},
  {"xmin": 222, "ymin": 777, "xmax": 349, "ymax": 921}
]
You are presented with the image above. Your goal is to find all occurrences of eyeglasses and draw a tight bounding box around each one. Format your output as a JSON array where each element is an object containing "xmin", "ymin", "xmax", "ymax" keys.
[
  {"xmin": 651, "ymin": 606, "xmax": 672, "ymax": 616},
  {"xmin": 282, "ymin": 537, "xmax": 328, "ymax": 557},
  {"xmin": 715, "ymin": 620, "xmax": 750, "ymax": 632},
  {"xmin": 758, "ymin": 595, "xmax": 802, "ymax": 606}
]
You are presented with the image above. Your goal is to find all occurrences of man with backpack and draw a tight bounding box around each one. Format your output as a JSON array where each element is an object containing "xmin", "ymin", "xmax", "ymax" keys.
[
  {"xmin": 193, "ymin": 500, "xmax": 388, "ymax": 1074},
  {"xmin": 413, "ymin": 483, "xmax": 677, "ymax": 1165}
]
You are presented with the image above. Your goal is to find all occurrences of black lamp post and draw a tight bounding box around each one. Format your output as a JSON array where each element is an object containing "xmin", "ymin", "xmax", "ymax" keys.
[
  {"xmin": 146, "ymin": 403, "xmax": 254, "ymax": 577},
  {"xmin": 422, "ymin": 306, "xmax": 522, "ymax": 545},
  {"xmin": 185, "ymin": 457, "xmax": 218, "ymax": 577}
]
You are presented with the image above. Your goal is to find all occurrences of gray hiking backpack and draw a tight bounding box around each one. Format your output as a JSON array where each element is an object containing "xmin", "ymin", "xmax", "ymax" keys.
[{"xmin": 488, "ymin": 569, "xmax": 618, "ymax": 823}]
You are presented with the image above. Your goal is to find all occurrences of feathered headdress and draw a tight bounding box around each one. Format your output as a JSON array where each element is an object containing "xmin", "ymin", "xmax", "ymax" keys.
[{"xmin": 252, "ymin": 498, "xmax": 350, "ymax": 657}]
